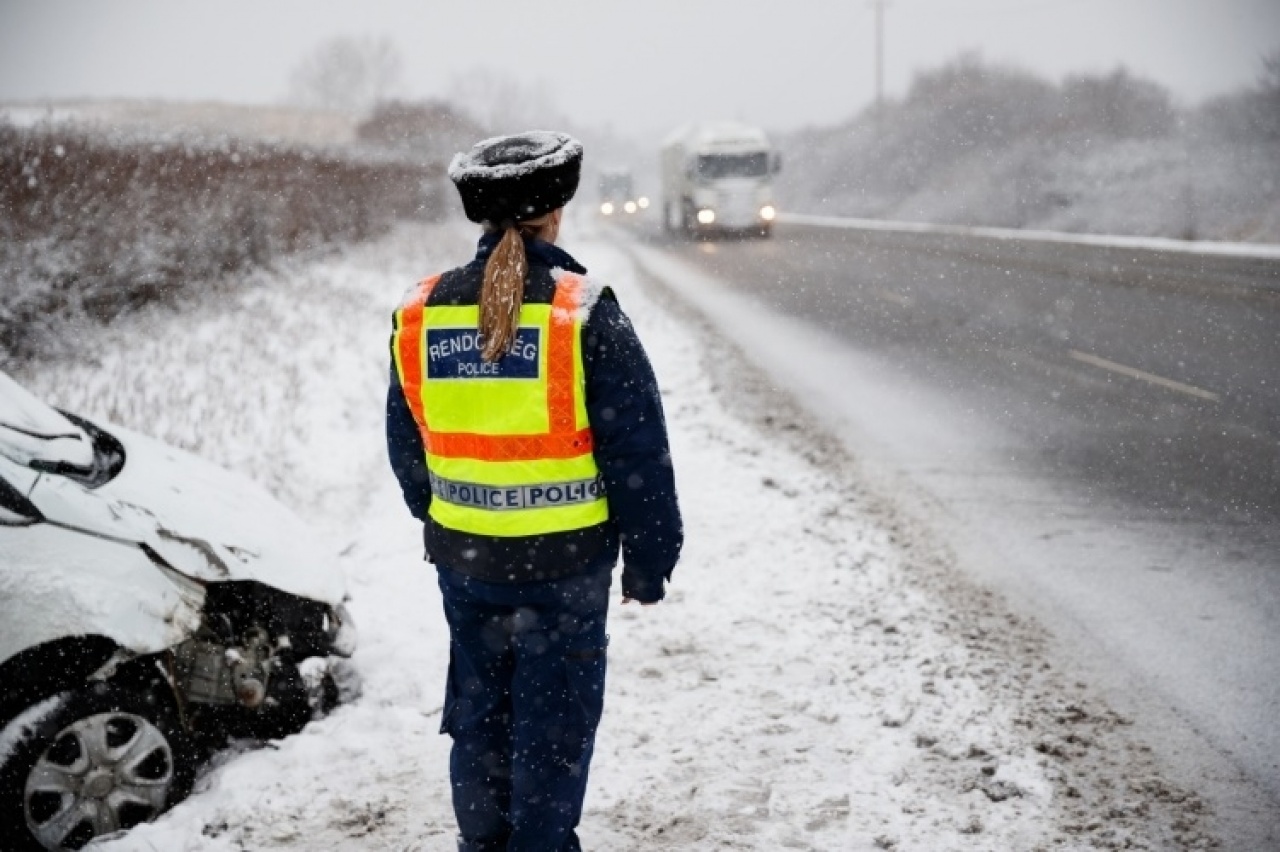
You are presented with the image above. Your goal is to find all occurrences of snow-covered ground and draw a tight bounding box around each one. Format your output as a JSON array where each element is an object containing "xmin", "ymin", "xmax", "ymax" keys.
[{"xmin": 17, "ymin": 218, "xmax": 1212, "ymax": 850}]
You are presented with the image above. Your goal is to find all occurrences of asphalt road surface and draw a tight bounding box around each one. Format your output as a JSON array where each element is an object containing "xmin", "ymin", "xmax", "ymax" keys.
[{"xmin": 621, "ymin": 218, "xmax": 1280, "ymax": 844}]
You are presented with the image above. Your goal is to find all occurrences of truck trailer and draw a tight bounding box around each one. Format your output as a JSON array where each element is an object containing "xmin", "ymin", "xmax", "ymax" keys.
[{"xmin": 660, "ymin": 121, "xmax": 780, "ymax": 238}]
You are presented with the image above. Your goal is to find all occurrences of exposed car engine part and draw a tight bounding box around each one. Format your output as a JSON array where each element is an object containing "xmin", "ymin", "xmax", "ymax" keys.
[{"xmin": 174, "ymin": 626, "xmax": 275, "ymax": 709}]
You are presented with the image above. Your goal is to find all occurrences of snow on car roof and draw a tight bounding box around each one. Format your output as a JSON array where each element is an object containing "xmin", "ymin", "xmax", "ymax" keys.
[{"xmin": 0, "ymin": 371, "xmax": 94, "ymax": 469}]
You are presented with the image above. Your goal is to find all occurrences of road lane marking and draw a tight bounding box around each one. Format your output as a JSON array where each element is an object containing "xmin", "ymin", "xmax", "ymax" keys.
[{"xmin": 1068, "ymin": 350, "xmax": 1220, "ymax": 402}]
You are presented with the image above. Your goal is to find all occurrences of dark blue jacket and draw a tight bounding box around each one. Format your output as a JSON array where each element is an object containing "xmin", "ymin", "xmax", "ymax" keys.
[{"xmin": 387, "ymin": 233, "xmax": 682, "ymax": 602}]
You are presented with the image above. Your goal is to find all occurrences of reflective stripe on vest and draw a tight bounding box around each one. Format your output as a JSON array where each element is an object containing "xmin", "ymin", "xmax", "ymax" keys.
[
  {"xmin": 427, "ymin": 471, "xmax": 606, "ymax": 512},
  {"xmin": 391, "ymin": 272, "xmax": 608, "ymax": 537}
]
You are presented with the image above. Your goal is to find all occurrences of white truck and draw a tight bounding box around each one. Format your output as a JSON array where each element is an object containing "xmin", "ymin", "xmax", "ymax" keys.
[
  {"xmin": 660, "ymin": 121, "xmax": 780, "ymax": 238},
  {"xmin": 597, "ymin": 167, "xmax": 638, "ymax": 217}
]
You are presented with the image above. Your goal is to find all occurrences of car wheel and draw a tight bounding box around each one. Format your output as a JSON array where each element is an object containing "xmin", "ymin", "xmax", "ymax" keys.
[{"xmin": 0, "ymin": 685, "xmax": 195, "ymax": 852}]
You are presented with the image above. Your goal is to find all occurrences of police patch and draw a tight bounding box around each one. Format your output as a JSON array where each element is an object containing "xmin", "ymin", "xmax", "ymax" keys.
[{"xmin": 427, "ymin": 327, "xmax": 541, "ymax": 379}]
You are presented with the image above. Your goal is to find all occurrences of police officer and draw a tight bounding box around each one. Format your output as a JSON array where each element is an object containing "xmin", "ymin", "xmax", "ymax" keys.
[{"xmin": 386, "ymin": 131, "xmax": 683, "ymax": 852}]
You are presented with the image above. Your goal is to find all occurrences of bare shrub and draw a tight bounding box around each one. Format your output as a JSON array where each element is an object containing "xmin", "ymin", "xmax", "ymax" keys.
[{"xmin": 0, "ymin": 123, "xmax": 441, "ymax": 366}]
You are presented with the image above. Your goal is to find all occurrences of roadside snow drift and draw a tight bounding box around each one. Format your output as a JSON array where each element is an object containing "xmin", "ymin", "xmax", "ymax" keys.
[{"xmin": 15, "ymin": 219, "xmax": 1209, "ymax": 851}]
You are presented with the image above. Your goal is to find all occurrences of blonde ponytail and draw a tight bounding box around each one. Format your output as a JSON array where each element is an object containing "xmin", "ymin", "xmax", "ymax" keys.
[
  {"xmin": 479, "ymin": 226, "xmax": 527, "ymax": 362},
  {"xmin": 479, "ymin": 212, "xmax": 558, "ymax": 362}
]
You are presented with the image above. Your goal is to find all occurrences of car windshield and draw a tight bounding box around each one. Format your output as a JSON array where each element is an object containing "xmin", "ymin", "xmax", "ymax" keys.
[
  {"xmin": 696, "ymin": 152, "xmax": 769, "ymax": 180},
  {"xmin": 598, "ymin": 173, "xmax": 632, "ymax": 199}
]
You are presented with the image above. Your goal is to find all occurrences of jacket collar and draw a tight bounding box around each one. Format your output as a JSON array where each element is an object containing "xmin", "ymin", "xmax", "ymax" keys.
[{"xmin": 472, "ymin": 231, "xmax": 588, "ymax": 275}]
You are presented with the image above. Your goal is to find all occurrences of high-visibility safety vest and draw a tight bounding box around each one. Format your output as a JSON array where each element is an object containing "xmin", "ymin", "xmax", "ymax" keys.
[{"xmin": 391, "ymin": 271, "xmax": 609, "ymax": 538}]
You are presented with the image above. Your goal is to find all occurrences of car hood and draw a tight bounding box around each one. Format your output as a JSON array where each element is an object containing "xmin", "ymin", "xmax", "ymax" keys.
[{"xmin": 33, "ymin": 423, "xmax": 347, "ymax": 608}]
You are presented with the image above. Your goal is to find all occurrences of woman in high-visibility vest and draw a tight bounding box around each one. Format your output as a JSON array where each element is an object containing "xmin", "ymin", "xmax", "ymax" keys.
[{"xmin": 386, "ymin": 130, "xmax": 683, "ymax": 852}]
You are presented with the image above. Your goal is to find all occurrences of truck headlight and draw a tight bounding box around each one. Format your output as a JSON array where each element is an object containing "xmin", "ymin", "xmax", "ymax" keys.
[
  {"xmin": 759, "ymin": 205, "xmax": 777, "ymax": 221},
  {"xmin": 600, "ymin": 202, "xmax": 614, "ymax": 216},
  {"xmin": 637, "ymin": 196, "xmax": 650, "ymax": 209},
  {"xmin": 624, "ymin": 201, "xmax": 637, "ymax": 214},
  {"xmin": 697, "ymin": 209, "xmax": 716, "ymax": 225}
]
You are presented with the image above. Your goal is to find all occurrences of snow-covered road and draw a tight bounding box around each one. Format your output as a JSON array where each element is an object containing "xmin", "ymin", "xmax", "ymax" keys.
[{"xmin": 21, "ymin": 219, "xmax": 1211, "ymax": 850}]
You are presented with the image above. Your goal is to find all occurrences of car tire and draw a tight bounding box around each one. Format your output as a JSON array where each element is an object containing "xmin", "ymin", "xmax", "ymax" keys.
[{"xmin": 0, "ymin": 684, "xmax": 195, "ymax": 852}]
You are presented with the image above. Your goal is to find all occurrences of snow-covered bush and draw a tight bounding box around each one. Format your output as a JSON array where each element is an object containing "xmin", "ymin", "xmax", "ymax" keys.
[
  {"xmin": 0, "ymin": 123, "xmax": 443, "ymax": 366},
  {"xmin": 1057, "ymin": 68, "xmax": 1176, "ymax": 140},
  {"xmin": 355, "ymin": 99, "xmax": 487, "ymax": 166}
]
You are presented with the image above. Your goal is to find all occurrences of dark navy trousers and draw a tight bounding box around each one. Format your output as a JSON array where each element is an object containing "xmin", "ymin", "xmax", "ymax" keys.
[{"xmin": 436, "ymin": 565, "xmax": 611, "ymax": 852}]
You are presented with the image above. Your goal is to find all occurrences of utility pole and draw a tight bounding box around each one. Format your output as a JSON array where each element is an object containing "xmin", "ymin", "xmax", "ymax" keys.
[{"xmin": 871, "ymin": 0, "xmax": 890, "ymax": 113}]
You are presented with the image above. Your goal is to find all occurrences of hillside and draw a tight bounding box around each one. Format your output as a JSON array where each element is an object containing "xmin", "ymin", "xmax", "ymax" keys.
[{"xmin": 777, "ymin": 55, "xmax": 1280, "ymax": 244}]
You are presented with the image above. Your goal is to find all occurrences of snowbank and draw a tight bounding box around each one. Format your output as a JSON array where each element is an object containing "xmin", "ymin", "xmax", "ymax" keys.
[{"xmin": 12, "ymin": 219, "xmax": 1208, "ymax": 850}]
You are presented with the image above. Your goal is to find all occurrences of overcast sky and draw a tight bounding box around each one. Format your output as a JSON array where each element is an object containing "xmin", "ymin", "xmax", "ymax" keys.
[{"xmin": 1, "ymin": 0, "xmax": 1277, "ymax": 142}]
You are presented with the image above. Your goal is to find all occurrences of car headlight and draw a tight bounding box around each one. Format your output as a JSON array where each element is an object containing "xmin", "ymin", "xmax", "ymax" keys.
[
  {"xmin": 624, "ymin": 201, "xmax": 637, "ymax": 214},
  {"xmin": 326, "ymin": 602, "xmax": 358, "ymax": 657},
  {"xmin": 600, "ymin": 202, "xmax": 614, "ymax": 216},
  {"xmin": 697, "ymin": 209, "xmax": 716, "ymax": 224},
  {"xmin": 637, "ymin": 196, "xmax": 650, "ymax": 209},
  {"xmin": 759, "ymin": 205, "xmax": 777, "ymax": 221}
]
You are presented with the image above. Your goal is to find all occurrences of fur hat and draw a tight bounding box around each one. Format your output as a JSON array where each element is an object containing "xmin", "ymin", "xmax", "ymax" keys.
[{"xmin": 448, "ymin": 131, "xmax": 583, "ymax": 226}]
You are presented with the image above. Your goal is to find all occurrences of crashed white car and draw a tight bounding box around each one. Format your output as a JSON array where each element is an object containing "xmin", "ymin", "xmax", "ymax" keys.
[{"xmin": 0, "ymin": 372, "xmax": 356, "ymax": 852}]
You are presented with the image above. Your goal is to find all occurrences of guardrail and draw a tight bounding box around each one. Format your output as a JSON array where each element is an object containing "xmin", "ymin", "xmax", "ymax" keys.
[
  {"xmin": 780, "ymin": 213, "xmax": 1280, "ymax": 260},
  {"xmin": 779, "ymin": 213, "xmax": 1280, "ymax": 295}
]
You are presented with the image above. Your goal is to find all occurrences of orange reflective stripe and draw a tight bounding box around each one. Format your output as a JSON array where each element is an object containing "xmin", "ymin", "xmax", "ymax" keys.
[
  {"xmin": 405, "ymin": 273, "xmax": 443, "ymax": 308},
  {"xmin": 548, "ymin": 274, "xmax": 581, "ymax": 435},
  {"xmin": 399, "ymin": 273, "xmax": 592, "ymax": 463},
  {"xmin": 394, "ymin": 274, "xmax": 442, "ymax": 435},
  {"xmin": 426, "ymin": 428, "xmax": 593, "ymax": 461},
  {"xmin": 423, "ymin": 276, "xmax": 589, "ymax": 462}
]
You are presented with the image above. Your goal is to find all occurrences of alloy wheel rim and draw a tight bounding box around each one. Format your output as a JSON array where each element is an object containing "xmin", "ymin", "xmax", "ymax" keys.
[{"xmin": 23, "ymin": 711, "xmax": 174, "ymax": 850}]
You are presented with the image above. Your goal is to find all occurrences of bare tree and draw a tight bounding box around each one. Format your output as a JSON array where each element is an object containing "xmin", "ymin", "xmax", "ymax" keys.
[
  {"xmin": 1260, "ymin": 50, "xmax": 1280, "ymax": 92},
  {"xmin": 290, "ymin": 35, "xmax": 404, "ymax": 114},
  {"xmin": 1253, "ymin": 49, "xmax": 1280, "ymax": 137},
  {"xmin": 355, "ymin": 100, "xmax": 487, "ymax": 164},
  {"xmin": 446, "ymin": 68, "xmax": 567, "ymax": 135},
  {"xmin": 1061, "ymin": 67, "xmax": 1175, "ymax": 138}
]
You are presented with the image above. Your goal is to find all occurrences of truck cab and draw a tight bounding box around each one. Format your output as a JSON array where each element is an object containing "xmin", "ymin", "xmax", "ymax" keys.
[{"xmin": 660, "ymin": 121, "xmax": 780, "ymax": 238}]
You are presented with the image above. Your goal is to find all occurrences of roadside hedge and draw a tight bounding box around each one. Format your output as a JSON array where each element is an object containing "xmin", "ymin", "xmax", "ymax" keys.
[{"xmin": 0, "ymin": 123, "xmax": 442, "ymax": 365}]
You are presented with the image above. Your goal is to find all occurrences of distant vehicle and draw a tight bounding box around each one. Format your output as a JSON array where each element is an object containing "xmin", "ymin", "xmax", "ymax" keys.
[
  {"xmin": 660, "ymin": 121, "xmax": 780, "ymax": 238},
  {"xmin": 596, "ymin": 168, "xmax": 649, "ymax": 217},
  {"xmin": 0, "ymin": 371, "xmax": 356, "ymax": 852}
]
